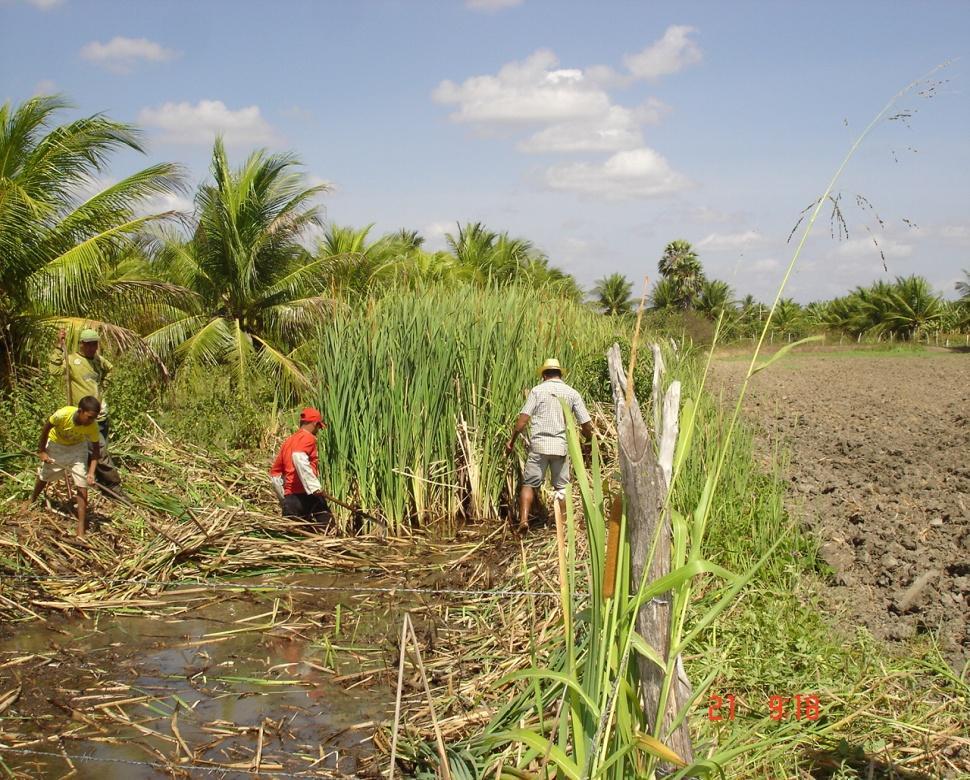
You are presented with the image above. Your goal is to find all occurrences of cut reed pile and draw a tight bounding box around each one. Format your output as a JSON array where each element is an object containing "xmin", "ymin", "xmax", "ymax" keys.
[{"xmin": 0, "ymin": 425, "xmax": 558, "ymax": 622}]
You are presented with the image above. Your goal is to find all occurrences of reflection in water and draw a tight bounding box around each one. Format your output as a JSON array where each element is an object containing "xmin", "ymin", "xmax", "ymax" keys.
[{"xmin": 0, "ymin": 574, "xmax": 404, "ymax": 778}]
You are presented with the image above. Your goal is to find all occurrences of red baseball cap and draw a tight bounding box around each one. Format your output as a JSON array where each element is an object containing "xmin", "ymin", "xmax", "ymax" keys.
[{"xmin": 300, "ymin": 407, "xmax": 325, "ymax": 425}]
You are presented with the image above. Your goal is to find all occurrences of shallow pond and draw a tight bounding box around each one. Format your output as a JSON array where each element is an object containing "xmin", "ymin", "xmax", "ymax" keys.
[{"xmin": 0, "ymin": 573, "xmax": 418, "ymax": 778}]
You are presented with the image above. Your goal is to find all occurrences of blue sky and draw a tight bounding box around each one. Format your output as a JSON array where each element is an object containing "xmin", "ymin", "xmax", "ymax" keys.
[{"xmin": 3, "ymin": 0, "xmax": 968, "ymax": 302}]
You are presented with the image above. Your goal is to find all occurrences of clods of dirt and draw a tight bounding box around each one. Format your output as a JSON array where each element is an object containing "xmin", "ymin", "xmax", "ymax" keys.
[{"xmin": 713, "ymin": 350, "xmax": 969, "ymax": 668}]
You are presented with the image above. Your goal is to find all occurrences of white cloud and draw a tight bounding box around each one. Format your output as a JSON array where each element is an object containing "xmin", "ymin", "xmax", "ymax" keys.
[
  {"xmin": 465, "ymin": 0, "xmax": 523, "ymax": 11},
  {"xmin": 433, "ymin": 49, "xmax": 611, "ymax": 124},
  {"xmin": 422, "ymin": 221, "xmax": 454, "ymax": 251},
  {"xmin": 306, "ymin": 174, "xmax": 335, "ymax": 192},
  {"xmin": 698, "ymin": 230, "xmax": 767, "ymax": 251},
  {"xmin": 940, "ymin": 224, "xmax": 970, "ymax": 243},
  {"xmin": 137, "ymin": 100, "xmax": 279, "ymax": 146},
  {"xmin": 633, "ymin": 97, "xmax": 671, "ymax": 125},
  {"xmin": 583, "ymin": 64, "xmax": 630, "ymax": 89},
  {"xmin": 33, "ymin": 78, "xmax": 57, "ymax": 96},
  {"xmin": 70, "ymin": 174, "xmax": 193, "ymax": 218},
  {"xmin": 135, "ymin": 191, "xmax": 194, "ymax": 218},
  {"xmin": 434, "ymin": 51, "xmax": 677, "ymax": 155},
  {"xmin": 835, "ymin": 236, "xmax": 913, "ymax": 260},
  {"xmin": 25, "ymin": 0, "xmax": 63, "ymax": 9},
  {"xmin": 750, "ymin": 257, "xmax": 781, "ymax": 272},
  {"xmin": 282, "ymin": 105, "xmax": 315, "ymax": 122},
  {"xmin": 518, "ymin": 105, "xmax": 643, "ymax": 153},
  {"xmin": 544, "ymin": 147, "xmax": 692, "ymax": 200},
  {"xmin": 80, "ymin": 36, "xmax": 178, "ymax": 73},
  {"xmin": 624, "ymin": 25, "xmax": 702, "ymax": 81}
]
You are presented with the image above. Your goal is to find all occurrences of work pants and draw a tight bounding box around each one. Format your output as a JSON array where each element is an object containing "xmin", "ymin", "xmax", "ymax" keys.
[
  {"xmin": 282, "ymin": 493, "xmax": 331, "ymax": 522},
  {"xmin": 88, "ymin": 418, "xmax": 122, "ymax": 489}
]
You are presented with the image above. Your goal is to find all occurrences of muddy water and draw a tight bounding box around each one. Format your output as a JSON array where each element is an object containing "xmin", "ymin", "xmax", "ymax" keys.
[{"xmin": 0, "ymin": 575, "xmax": 411, "ymax": 778}]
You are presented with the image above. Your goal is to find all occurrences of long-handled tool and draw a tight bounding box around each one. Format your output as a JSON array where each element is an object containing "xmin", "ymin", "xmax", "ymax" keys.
[
  {"xmin": 317, "ymin": 490, "xmax": 387, "ymax": 533},
  {"xmin": 58, "ymin": 333, "xmax": 75, "ymax": 504}
]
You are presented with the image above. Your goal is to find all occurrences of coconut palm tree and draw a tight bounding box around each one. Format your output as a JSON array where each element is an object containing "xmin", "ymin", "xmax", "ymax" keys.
[
  {"xmin": 0, "ymin": 95, "xmax": 184, "ymax": 378},
  {"xmin": 592, "ymin": 273, "xmax": 634, "ymax": 316},
  {"xmin": 658, "ymin": 239, "xmax": 704, "ymax": 309},
  {"xmin": 444, "ymin": 221, "xmax": 576, "ymax": 294},
  {"xmin": 146, "ymin": 138, "xmax": 330, "ymax": 394},
  {"xmin": 520, "ymin": 257, "xmax": 584, "ymax": 302},
  {"xmin": 955, "ymin": 270, "xmax": 970, "ymax": 331},
  {"xmin": 803, "ymin": 301, "xmax": 828, "ymax": 325},
  {"xmin": 771, "ymin": 298, "xmax": 804, "ymax": 338},
  {"xmin": 871, "ymin": 275, "xmax": 946, "ymax": 339},
  {"xmin": 956, "ymin": 269, "xmax": 970, "ymax": 301},
  {"xmin": 649, "ymin": 277, "xmax": 679, "ymax": 310},
  {"xmin": 317, "ymin": 224, "xmax": 415, "ymax": 296},
  {"xmin": 695, "ymin": 278, "xmax": 734, "ymax": 320}
]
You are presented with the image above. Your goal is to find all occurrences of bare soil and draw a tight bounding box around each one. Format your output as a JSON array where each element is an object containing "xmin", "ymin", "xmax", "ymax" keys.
[{"xmin": 712, "ymin": 349, "xmax": 969, "ymax": 667}]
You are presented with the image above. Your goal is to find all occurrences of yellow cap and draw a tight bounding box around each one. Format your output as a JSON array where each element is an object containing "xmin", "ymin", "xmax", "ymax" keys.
[{"xmin": 538, "ymin": 358, "xmax": 563, "ymax": 376}]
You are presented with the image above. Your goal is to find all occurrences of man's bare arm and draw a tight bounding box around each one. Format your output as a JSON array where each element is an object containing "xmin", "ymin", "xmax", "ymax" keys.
[
  {"xmin": 37, "ymin": 421, "xmax": 53, "ymax": 462},
  {"xmin": 506, "ymin": 413, "xmax": 530, "ymax": 453}
]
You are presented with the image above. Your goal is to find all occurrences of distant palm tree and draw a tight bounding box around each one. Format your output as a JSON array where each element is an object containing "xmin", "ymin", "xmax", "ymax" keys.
[
  {"xmin": 803, "ymin": 301, "xmax": 831, "ymax": 329},
  {"xmin": 147, "ymin": 138, "xmax": 330, "ymax": 394},
  {"xmin": 955, "ymin": 270, "xmax": 970, "ymax": 331},
  {"xmin": 956, "ymin": 269, "xmax": 970, "ymax": 301},
  {"xmin": 872, "ymin": 275, "xmax": 946, "ymax": 339},
  {"xmin": 0, "ymin": 95, "xmax": 184, "ymax": 376},
  {"xmin": 771, "ymin": 298, "xmax": 804, "ymax": 337},
  {"xmin": 658, "ymin": 239, "xmax": 704, "ymax": 309},
  {"xmin": 394, "ymin": 229, "xmax": 425, "ymax": 253},
  {"xmin": 317, "ymin": 224, "xmax": 414, "ymax": 295},
  {"xmin": 649, "ymin": 277, "xmax": 679, "ymax": 310},
  {"xmin": 520, "ymin": 258, "xmax": 584, "ymax": 302},
  {"xmin": 592, "ymin": 273, "xmax": 635, "ymax": 316},
  {"xmin": 444, "ymin": 221, "xmax": 575, "ymax": 294},
  {"xmin": 446, "ymin": 222, "xmax": 498, "ymax": 281},
  {"xmin": 695, "ymin": 279, "xmax": 734, "ymax": 320}
]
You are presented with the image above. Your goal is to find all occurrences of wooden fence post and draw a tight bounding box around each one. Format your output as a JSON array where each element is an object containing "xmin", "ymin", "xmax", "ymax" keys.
[{"xmin": 607, "ymin": 343, "xmax": 694, "ymax": 764}]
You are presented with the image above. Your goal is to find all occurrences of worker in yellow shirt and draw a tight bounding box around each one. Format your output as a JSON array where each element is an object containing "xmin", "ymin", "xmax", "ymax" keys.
[
  {"xmin": 29, "ymin": 397, "xmax": 102, "ymax": 537},
  {"xmin": 51, "ymin": 328, "xmax": 128, "ymax": 503}
]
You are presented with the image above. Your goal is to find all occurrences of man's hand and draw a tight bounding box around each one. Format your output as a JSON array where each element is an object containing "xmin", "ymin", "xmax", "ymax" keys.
[
  {"xmin": 505, "ymin": 438, "xmax": 516, "ymax": 455},
  {"xmin": 57, "ymin": 328, "xmax": 66, "ymax": 348},
  {"xmin": 86, "ymin": 471, "xmax": 96, "ymax": 487},
  {"xmin": 38, "ymin": 450, "xmax": 53, "ymax": 464}
]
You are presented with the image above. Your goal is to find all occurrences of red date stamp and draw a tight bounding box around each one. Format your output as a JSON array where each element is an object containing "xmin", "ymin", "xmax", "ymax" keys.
[{"xmin": 707, "ymin": 693, "xmax": 820, "ymax": 721}]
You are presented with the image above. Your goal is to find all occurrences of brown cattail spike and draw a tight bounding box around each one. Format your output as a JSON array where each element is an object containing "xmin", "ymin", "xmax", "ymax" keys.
[{"xmin": 603, "ymin": 494, "xmax": 623, "ymax": 600}]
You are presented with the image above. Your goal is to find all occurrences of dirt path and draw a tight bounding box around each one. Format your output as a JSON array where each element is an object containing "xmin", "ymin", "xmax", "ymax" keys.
[{"xmin": 712, "ymin": 349, "xmax": 969, "ymax": 667}]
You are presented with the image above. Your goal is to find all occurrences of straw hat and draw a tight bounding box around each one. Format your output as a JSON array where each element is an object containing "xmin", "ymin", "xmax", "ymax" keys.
[{"xmin": 538, "ymin": 358, "xmax": 563, "ymax": 376}]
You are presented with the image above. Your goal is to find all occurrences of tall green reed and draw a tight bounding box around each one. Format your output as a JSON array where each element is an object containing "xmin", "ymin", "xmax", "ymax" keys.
[{"xmin": 310, "ymin": 285, "xmax": 629, "ymax": 533}]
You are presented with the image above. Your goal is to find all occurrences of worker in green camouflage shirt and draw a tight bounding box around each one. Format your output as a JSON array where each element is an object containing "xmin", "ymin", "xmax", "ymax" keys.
[{"xmin": 50, "ymin": 328, "xmax": 128, "ymax": 502}]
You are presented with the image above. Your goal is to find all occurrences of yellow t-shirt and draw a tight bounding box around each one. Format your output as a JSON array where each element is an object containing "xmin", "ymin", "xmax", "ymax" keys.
[{"xmin": 47, "ymin": 406, "xmax": 100, "ymax": 447}]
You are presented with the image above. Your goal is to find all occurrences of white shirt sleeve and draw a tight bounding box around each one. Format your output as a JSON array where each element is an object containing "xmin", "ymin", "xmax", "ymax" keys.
[
  {"xmin": 291, "ymin": 451, "xmax": 321, "ymax": 494},
  {"xmin": 269, "ymin": 475, "xmax": 285, "ymax": 503}
]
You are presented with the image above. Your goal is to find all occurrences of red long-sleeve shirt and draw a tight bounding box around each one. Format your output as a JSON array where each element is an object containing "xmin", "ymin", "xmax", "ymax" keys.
[{"xmin": 269, "ymin": 429, "xmax": 320, "ymax": 495}]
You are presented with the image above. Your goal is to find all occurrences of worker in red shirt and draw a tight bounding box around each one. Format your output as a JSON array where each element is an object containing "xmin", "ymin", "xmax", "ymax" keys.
[{"xmin": 269, "ymin": 407, "xmax": 331, "ymax": 522}]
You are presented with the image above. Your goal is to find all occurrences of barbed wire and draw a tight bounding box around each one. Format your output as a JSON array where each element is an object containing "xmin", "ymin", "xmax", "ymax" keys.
[{"xmin": 0, "ymin": 745, "xmax": 362, "ymax": 778}]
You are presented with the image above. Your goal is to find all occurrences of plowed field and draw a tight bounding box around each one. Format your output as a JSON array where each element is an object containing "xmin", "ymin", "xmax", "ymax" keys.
[{"xmin": 713, "ymin": 348, "xmax": 969, "ymax": 668}]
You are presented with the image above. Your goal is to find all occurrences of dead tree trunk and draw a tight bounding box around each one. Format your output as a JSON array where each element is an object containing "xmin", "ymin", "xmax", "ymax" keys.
[{"xmin": 607, "ymin": 343, "xmax": 694, "ymax": 764}]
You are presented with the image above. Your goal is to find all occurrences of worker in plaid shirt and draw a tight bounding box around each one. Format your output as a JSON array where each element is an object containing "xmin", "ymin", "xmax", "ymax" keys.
[{"xmin": 506, "ymin": 358, "xmax": 593, "ymax": 534}]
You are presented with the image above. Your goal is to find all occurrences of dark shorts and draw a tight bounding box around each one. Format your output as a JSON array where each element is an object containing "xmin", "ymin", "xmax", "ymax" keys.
[
  {"xmin": 88, "ymin": 417, "xmax": 121, "ymax": 488},
  {"xmin": 282, "ymin": 493, "xmax": 331, "ymax": 522}
]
